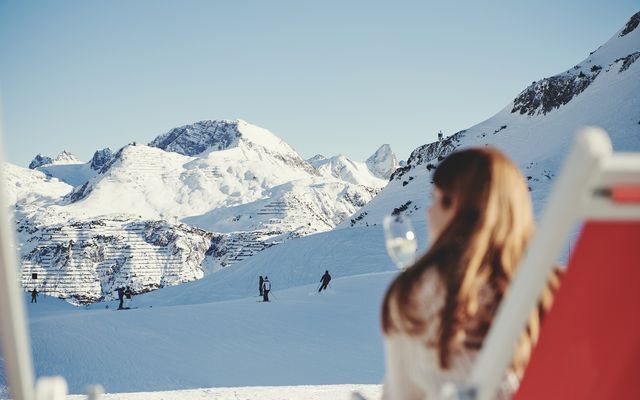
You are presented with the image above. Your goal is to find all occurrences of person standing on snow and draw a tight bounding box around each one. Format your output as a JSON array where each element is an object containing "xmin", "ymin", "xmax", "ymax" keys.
[
  {"xmin": 31, "ymin": 288, "xmax": 38, "ymax": 303},
  {"xmin": 319, "ymin": 270, "xmax": 332, "ymax": 292},
  {"xmin": 262, "ymin": 276, "xmax": 271, "ymax": 302},
  {"xmin": 117, "ymin": 287, "xmax": 125, "ymax": 310},
  {"xmin": 124, "ymin": 287, "xmax": 133, "ymax": 309},
  {"xmin": 259, "ymin": 276, "xmax": 264, "ymax": 297}
]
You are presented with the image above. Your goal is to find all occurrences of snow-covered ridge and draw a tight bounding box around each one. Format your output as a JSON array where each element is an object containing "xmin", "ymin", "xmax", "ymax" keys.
[
  {"xmin": 28, "ymin": 150, "xmax": 81, "ymax": 169},
  {"xmin": 4, "ymin": 163, "xmax": 72, "ymax": 206},
  {"xmin": 347, "ymin": 11, "xmax": 640, "ymax": 228},
  {"xmin": 511, "ymin": 11, "xmax": 640, "ymax": 116},
  {"xmin": 306, "ymin": 145, "xmax": 398, "ymax": 186},
  {"xmin": 395, "ymin": 11, "xmax": 640, "ymax": 176},
  {"xmin": 310, "ymin": 154, "xmax": 387, "ymax": 188},
  {"xmin": 306, "ymin": 154, "xmax": 327, "ymax": 165},
  {"xmin": 150, "ymin": 119, "xmax": 319, "ymax": 176},
  {"xmin": 150, "ymin": 119, "xmax": 295, "ymax": 158},
  {"xmin": 26, "ymin": 150, "xmax": 93, "ymax": 187},
  {"xmin": 511, "ymin": 68, "xmax": 601, "ymax": 116}
]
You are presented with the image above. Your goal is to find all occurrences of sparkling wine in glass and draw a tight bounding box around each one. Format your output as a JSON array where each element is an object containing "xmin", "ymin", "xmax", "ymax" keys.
[{"xmin": 383, "ymin": 214, "xmax": 418, "ymax": 269}]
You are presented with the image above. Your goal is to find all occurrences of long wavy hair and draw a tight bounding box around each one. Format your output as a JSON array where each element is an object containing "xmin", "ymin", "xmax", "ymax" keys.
[{"xmin": 381, "ymin": 147, "xmax": 558, "ymax": 376}]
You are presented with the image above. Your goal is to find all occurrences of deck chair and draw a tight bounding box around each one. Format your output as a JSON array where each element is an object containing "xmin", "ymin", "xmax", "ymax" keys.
[{"xmin": 448, "ymin": 127, "xmax": 640, "ymax": 399}]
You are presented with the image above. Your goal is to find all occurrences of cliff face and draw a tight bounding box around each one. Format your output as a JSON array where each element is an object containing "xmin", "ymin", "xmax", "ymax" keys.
[{"xmin": 18, "ymin": 217, "xmax": 214, "ymax": 304}]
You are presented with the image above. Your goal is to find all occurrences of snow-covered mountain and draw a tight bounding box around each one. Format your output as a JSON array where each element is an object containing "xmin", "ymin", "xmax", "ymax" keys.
[
  {"xmin": 28, "ymin": 154, "xmax": 53, "ymax": 169},
  {"xmin": 344, "ymin": 11, "xmax": 640, "ymax": 229},
  {"xmin": 305, "ymin": 145, "xmax": 398, "ymax": 187},
  {"xmin": 366, "ymin": 144, "xmax": 399, "ymax": 180},
  {"xmin": 28, "ymin": 150, "xmax": 95, "ymax": 187},
  {"xmin": 5, "ymin": 163, "xmax": 73, "ymax": 207},
  {"xmin": 89, "ymin": 147, "xmax": 113, "ymax": 171},
  {"xmin": 62, "ymin": 120, "xmax": 339, "ymax": 219},
  {"xmin": 28, "ymin": 150, "xmax": 80, "ymax": 169},
  {"xmin": 52, "ymin": 149, "xmax": 80, "ymax": 164},
  {"xmin": 149, "ymin": 119, "xmax": 317, "ymax": 175},
  {"xmin": 308, "ymin": 154, "xmax": 387, "ymax": 188},
  {"xmin": 306, "ymin": 154, "xmax": 327, "ymax": 165},
  {"xmin": 9, "ymin": 120, "xmax": 384, "ymax": 303}
]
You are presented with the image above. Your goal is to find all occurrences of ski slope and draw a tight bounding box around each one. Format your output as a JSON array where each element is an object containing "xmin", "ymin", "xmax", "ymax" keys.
[
  {"xmin": 125, "ymin": 224, "xmax": 426, "ymax": 308},
  {"xmin": 3, "ymin": 224, "xmax": 422, "ymax": 396},
  {"xmin": 15, "ymin": 272, "xmax": 398, "ymax": 395}
]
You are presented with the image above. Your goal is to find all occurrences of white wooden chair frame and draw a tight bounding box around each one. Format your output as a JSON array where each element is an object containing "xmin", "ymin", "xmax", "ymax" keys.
[
  {"xmin": 456, "ymin": 127, "xmax": 640, "ymax": 400},
  {"xmin": 0, "ymin": 122, "xmax": 36, "ymax": 398}
]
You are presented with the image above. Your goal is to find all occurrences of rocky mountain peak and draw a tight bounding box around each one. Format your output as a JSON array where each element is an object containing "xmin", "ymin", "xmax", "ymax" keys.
[
  {"xmin": 149, "ymin": 120, "xmax": 241, "ymax": 156},
  {"xmin": 306, "ymin": 154, "xmax": 327, "ymax": 168},
  {"xmin": 54, "ymin": 150, "xmax": 80, "ymax": 163},
  {"xmin": 512, "ymin": 12, "xmax": 640, "ymax": 117},
  {"xmin": 28, "ymin": 153, "xmax": 53, "ymax": 169},
  {"xmin": 366, "ymin": 144, "xmax": 399, "ymax": 180},
  {"xmin": 149, "ymin": 119, "xmax": 318, "ymax": 176},
  {"xmin": 90, "ymin": 148, "xmax": 113, "ymax": 171},
  {"xmin": 620, "ymin": 11, "xmax": 640, "ymax": 37}
]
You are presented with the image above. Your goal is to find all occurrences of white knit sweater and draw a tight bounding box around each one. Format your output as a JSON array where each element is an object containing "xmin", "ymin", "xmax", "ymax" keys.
[{"xmin": 381, "ymin": 269, "xmax": 517, "ymax": 400}]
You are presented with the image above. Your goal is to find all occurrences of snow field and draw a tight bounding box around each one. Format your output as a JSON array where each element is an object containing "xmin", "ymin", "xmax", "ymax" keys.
[{"xmin": 24, "ymin": 272, "xmax": 398, "ymax": 394}]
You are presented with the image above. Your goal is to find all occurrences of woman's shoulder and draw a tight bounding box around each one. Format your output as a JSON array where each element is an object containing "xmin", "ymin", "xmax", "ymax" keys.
[
  {"xmin": 386, "ymin": 266, "xmax": 446, "ymax": 337},
  {"xmin": 389, "ymin": 267, "xmax": 444, "ymax": 306},
  {"xmin": 414, "ymin": 267, "xmax": 446, "ymax": 307}
]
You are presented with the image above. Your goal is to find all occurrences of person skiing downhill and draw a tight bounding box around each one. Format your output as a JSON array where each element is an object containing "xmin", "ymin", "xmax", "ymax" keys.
[
  {"xmin": 259, "ymin": 276, "xmax": 264, "ymax": 297},
  {"xmin": 319, "ymin": 270, "xmax": 331, "ymax": 292},
  {"xmin": 262, "ymin": 277, "xmax": 271, "ymax": 302}
]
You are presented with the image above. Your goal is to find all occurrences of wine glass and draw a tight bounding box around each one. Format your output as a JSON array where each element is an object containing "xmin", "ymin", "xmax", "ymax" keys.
[{"xmin": 383, "ymin": 214, "xmax": 418, "ymax": 269}]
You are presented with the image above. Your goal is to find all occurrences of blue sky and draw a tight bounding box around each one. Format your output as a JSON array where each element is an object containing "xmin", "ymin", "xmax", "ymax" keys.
[{"xmin": 0, "ymin": 1, "xmax": 637, "ymax": 166}]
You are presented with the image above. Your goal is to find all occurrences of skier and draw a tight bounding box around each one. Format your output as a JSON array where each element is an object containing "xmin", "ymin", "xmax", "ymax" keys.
[
  {"xmin": 31, "ymin": 288, "xmax": 38, "ymax": 303},
  {"xmin": 319, "ymin": 270, "xmax": 332, "ymax": 292},
  {"xmin": 262, "ymin": 276, "xmax": 271, "ymax": 302},
  {"xmin": 124, "ymin": 287, "xmax": 133, "ymax": 309},
  {"xmin": 117, "ymin": 287, "xmax": 125, "ymax": 310},
  {"xmin": 259, "ymin": 276, "xmax": 264, "ymax": 297}
]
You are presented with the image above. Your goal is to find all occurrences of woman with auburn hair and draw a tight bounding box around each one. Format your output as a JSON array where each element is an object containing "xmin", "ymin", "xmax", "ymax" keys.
[{"xmin": 381, "ymin": 147, "xmax": 560, "ymax": 399}]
